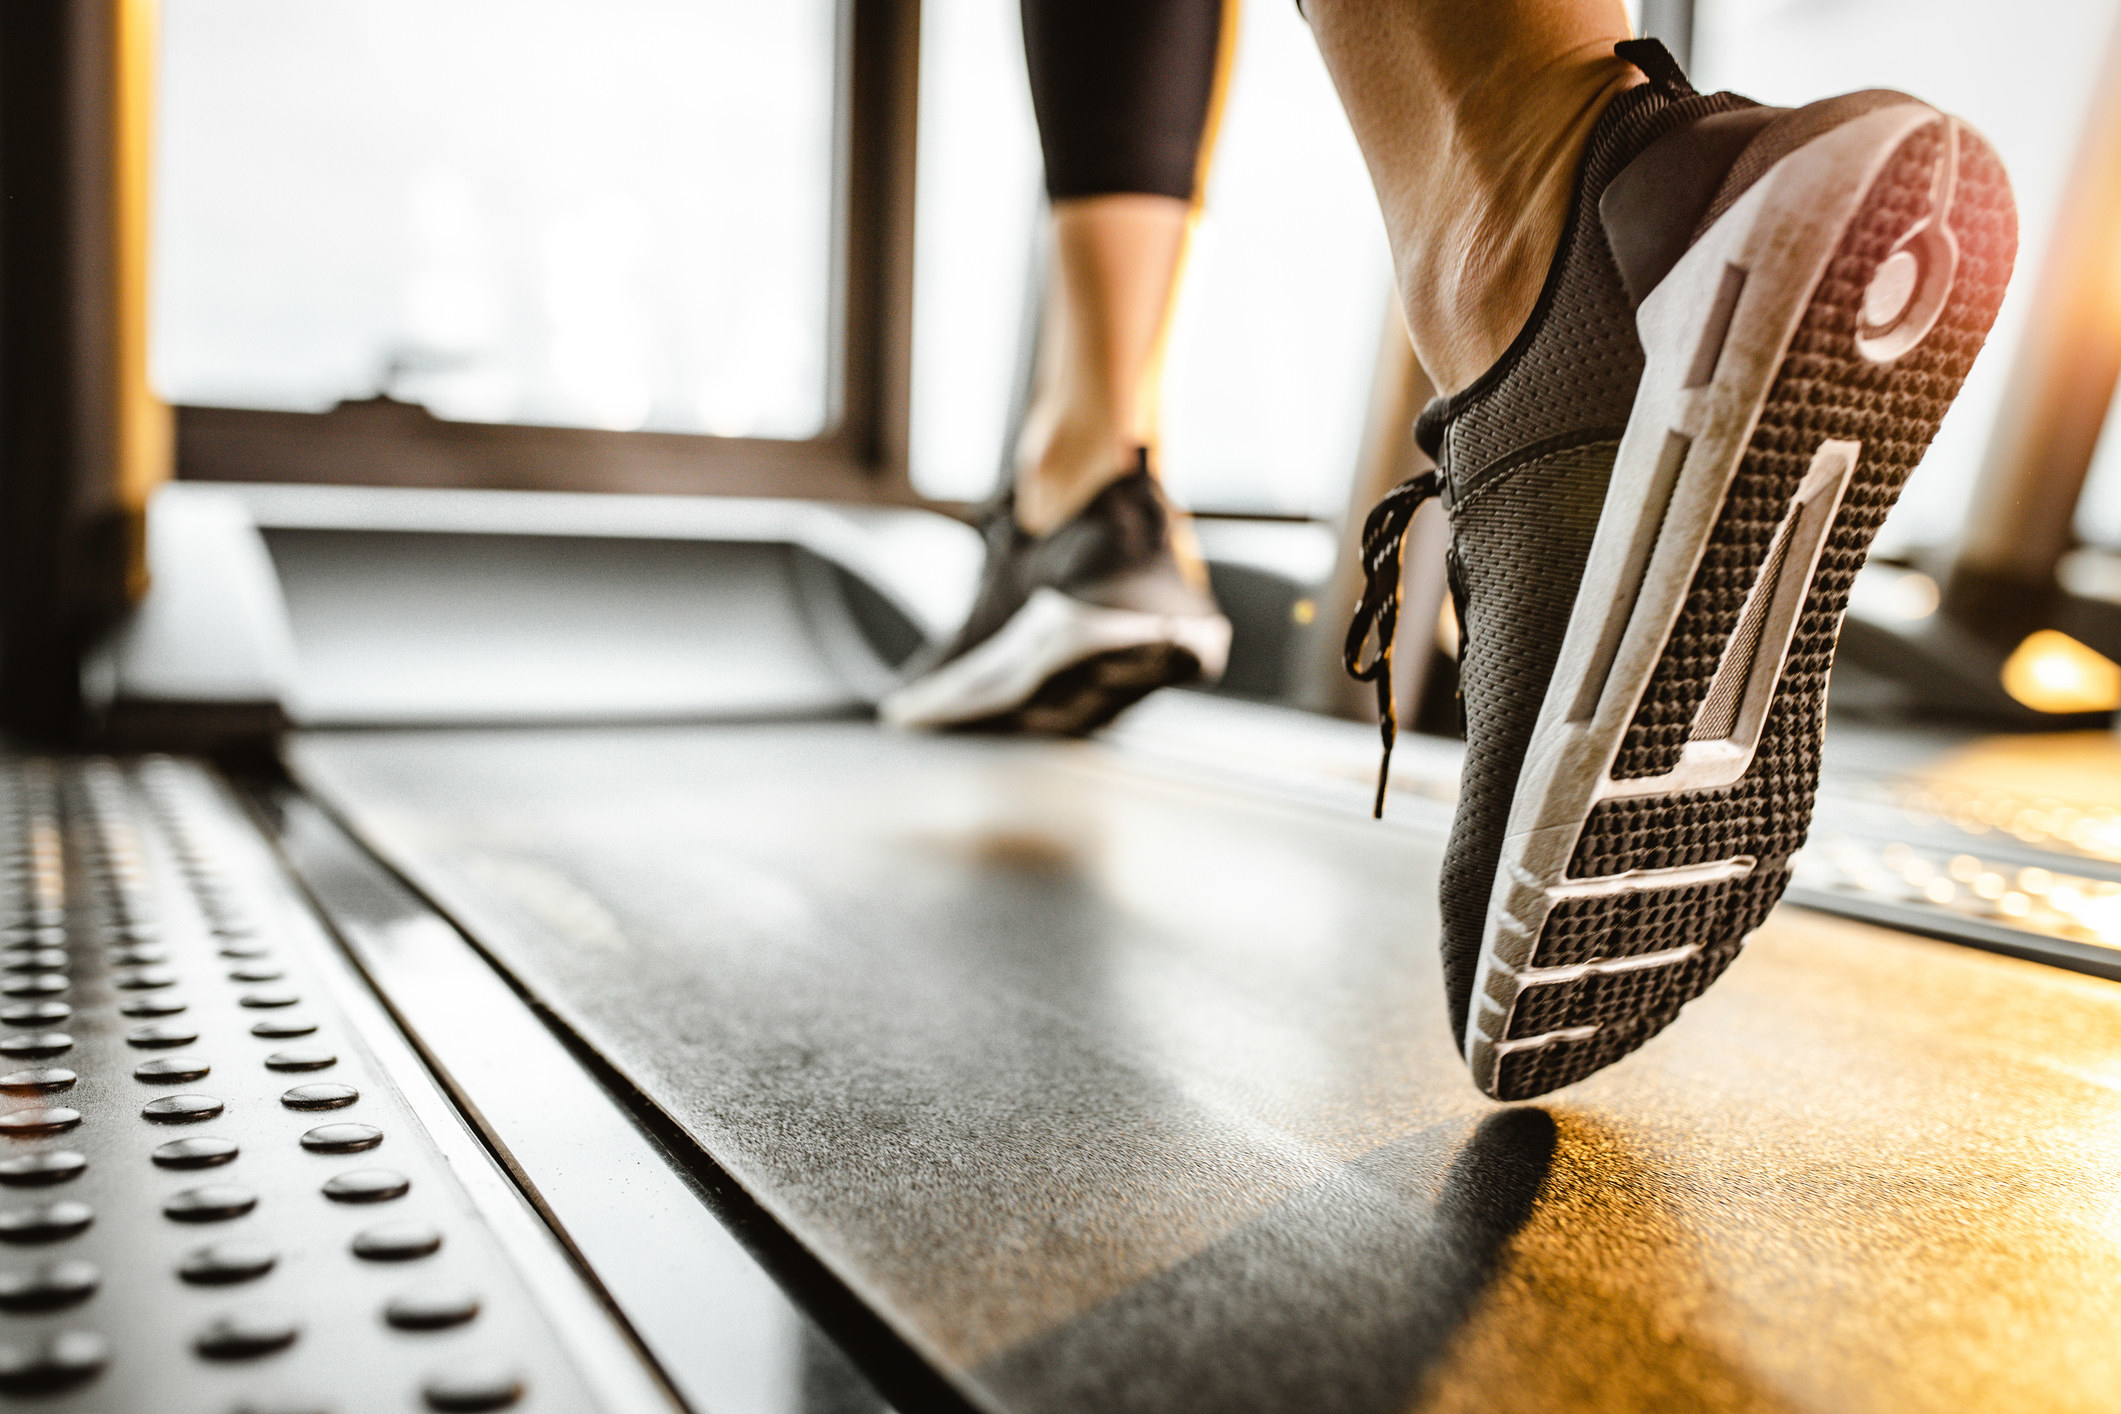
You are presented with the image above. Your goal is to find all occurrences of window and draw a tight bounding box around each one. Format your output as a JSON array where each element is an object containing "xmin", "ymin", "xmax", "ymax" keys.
[
  {"xmin": 155, "ymin": 0, "xmax": 841, "ymax": 439},
  {"xmin": 1159, "ymin": 0, "xmax": 1395, "ymax": 520},
  {"xmin": 2079, "ymin": 382, "xmax": 2121, "ymax": 549},
  {"xmin": 905, "ymin": 0, "xmax": 1043, "ymax": 505},
  {"xmin": 153, "ymin": 0, "xmax": 923, "ymax": 500}
]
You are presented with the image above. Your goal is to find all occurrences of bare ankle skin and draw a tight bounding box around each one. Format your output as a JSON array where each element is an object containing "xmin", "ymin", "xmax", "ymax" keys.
[
  {"xmin": 1014, "ymin": 193, "xmax": 1190, "ymax": 536},
  {"xmin": 1306, "ymin": 0, "xmax": 1641, "ymax": 394}
]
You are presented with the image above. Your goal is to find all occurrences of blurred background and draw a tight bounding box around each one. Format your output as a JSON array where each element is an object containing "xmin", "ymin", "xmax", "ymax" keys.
[
  {"xmin": 149, "ymin": 0, "xmax": 2116, "ymax": 527},
  {"xmin": 117, "ymin": 0, "xmax": 2121, "ymax": 736}
]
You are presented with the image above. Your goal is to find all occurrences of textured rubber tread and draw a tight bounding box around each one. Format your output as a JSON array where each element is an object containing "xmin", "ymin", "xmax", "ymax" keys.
[
  {"xmin": 1527, "ymin": 870, "xmax": 1782, "ymax": 968},
  {"xmin": 1504, "ymin": 932, "xmax": 1744, "ymax": 1040},
  {"xmin": 1603, "ymin": 123, "xmax": 2012, "ymax": 792},
  {"xmin": 1496, "ymin": 938, "xmax": 1748, "ymax": 1094},
  {"xmin": 1492, "ymin": 120, "xmax": 2014, "ymax": 1100},
  {"xmin": 954, "ymin": 644, "xmax": 1203, "ymax": 737}
]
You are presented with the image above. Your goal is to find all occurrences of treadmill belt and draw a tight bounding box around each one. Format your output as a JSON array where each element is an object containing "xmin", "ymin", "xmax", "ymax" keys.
[{"xmin": 291, "ymin": 717, "xmax": 2121, "ymax": 1414}]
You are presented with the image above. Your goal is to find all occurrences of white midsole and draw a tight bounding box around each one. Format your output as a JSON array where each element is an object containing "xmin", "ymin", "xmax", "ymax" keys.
[
  {"xmin": 877, "ymin": 586, "xmax": 1232, "ymax": 730},
  {"xmin": 1464, "ymin": 102, "xmax": 1953, "ymax": 1092}
]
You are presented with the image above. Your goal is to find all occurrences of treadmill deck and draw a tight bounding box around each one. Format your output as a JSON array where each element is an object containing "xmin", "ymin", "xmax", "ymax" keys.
[{"xmin": 291, "ymin": 712, "xmax": 2121, "ymax": 1414}]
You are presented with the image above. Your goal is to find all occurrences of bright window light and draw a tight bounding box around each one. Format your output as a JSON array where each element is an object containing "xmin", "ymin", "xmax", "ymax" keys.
[{"xmin": 152, "ymin": 0, "xmax": 838, "ymax": 440}]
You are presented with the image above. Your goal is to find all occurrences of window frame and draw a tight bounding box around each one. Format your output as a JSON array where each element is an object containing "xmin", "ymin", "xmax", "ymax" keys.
[{"xmin": 172, "ymin": 0, "xmax": 926, "ymax": 506}]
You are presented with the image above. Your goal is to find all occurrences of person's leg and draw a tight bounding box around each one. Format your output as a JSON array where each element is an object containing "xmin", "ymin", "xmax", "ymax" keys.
[
  {"xmin": 879, "ymin": 0, "xmax": 1239, "ymax": 733},
  {"xmin": 1013, "ymin": 197, "xmax": 1190, "ymax": 534},
  {"xmin": 1305, "ymin": 0, "xmax": 1639, "ymax": 393},
  {"xmin": 1014, "ymin": 0, "xmax": 1233, "ymax": 534}
]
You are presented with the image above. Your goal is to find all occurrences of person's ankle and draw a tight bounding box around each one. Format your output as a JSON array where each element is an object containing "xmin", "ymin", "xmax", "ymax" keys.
[
  {"xmin": 1013, "ymin": 417, "xmax": 1140, "ymax": 536},
  {"xmin": 1399, "ymin": 56, "xmax": 1642, "ymax": 395}
]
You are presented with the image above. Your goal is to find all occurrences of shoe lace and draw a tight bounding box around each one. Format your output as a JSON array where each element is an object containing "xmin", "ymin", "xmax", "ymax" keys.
[{"xmin": 1342, "ymin": 469, "xmax": 1444, "ymax": 819}]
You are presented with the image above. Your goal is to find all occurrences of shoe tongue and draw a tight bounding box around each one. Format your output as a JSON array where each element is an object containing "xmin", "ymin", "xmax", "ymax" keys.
[
  {"xmin": 1078, "ymin": 464, "xmax": 1164, "ymax": 533},
  {"xmin": 1614, "ymin": 38, "xmax": 1696, "ymax": 99},
  {"xmin": 1414, "ymin": 396, "xmax": 1453, "ymax": 461}
]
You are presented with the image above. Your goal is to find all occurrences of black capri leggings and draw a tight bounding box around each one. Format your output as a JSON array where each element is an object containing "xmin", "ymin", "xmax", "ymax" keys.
[{"xmin": 1020, "ymin": 0, "xmax": 1232, "ymax": 203}]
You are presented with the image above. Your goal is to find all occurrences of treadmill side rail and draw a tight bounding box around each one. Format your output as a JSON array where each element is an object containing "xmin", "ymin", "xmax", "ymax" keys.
[{"xmin": 0, "ymin": 751, "xmax": 679, "ymax": 1414}]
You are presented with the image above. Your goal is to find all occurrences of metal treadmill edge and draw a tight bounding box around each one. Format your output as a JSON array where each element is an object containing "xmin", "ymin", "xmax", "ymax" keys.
[
  {"xmin": 182, "ymin": 762, "xmax": 684, "ymax": 1414},
  {"xmin": 0, "ymin": 751, "xmax": 677, "ymax": 1412}
]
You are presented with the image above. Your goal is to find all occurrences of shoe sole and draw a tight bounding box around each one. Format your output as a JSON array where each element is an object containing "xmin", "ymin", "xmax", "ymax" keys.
[
  {"xmin": 877, "ymin": 586, "xmax": 1234, "ymax": 735},
  {"xmin": 1465, "ymin": 103, "xmax": 2016, "ymax": 1099}
]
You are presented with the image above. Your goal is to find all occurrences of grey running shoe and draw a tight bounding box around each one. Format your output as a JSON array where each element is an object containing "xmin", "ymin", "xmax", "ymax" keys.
[
  {"xmin": 881, "ymin": 452, "xmax": 1232, "ymax": 733},
  {"xmin": 1348, "ymin": 41, "xmax": 2016, "ymax": 1099}
]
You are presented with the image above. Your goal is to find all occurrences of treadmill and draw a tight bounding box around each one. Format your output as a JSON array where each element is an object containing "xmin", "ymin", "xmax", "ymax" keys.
[{"xmin": 7, "ymin": 4, "xmax": 2121, "ymax": 1412}]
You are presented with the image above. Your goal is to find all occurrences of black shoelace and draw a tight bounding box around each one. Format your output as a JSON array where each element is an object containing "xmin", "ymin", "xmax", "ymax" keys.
[{"xmin": 1343, "ymin": 469, "xmax": 1443, "ymax": 819}]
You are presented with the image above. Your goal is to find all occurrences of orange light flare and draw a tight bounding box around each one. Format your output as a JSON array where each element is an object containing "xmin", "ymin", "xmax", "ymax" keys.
[{"xmin": 2000, "ymin": 630, "xmax": 2121, "ymax": 715}]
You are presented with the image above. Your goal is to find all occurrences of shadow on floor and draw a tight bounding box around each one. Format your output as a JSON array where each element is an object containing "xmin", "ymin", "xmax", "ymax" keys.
[{"xmin": 972, "ymin": 1108, "xmax": 1557, "ymax": 1414}]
